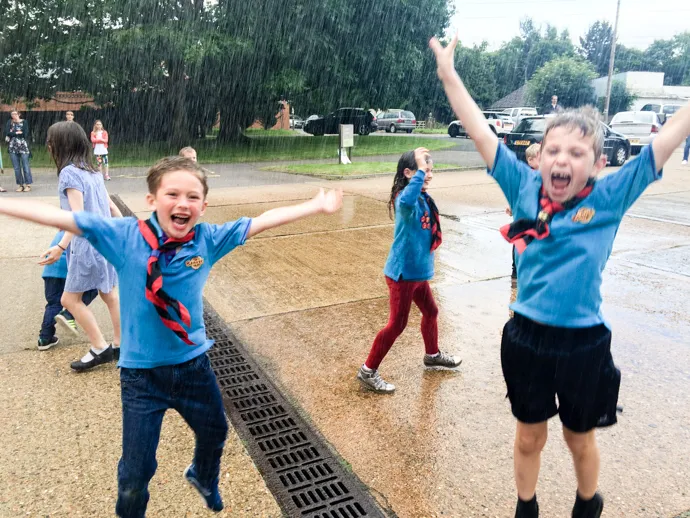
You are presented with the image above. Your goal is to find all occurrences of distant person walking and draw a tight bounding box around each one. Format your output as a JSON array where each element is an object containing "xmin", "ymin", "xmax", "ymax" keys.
[
  {"xmin": 544, "ymin": 95, "xmax": 563, "ymax": 115},
  {"xmin": 91, "ymin": 120, "xmax": 110, "ymax": 180},
  {"xmin": 682, "ymin": 134, "xmax": 689, "ymax": 165},
  {"xmin": 4, "ymin": 110, "xmax": 33, "ymax": 192}
]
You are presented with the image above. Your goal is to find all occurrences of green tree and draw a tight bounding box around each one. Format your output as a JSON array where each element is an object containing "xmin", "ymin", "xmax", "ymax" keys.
[
  {"xmin": 579, "ymin": 21, "xmax": 614, "ymax": 77},
  {"xmin": 596, "ymin": 81, "xmax": 636, "ymax": 115},
  {"xmin": 527, "ymin": 57, "xmax": 597, "ymax": 110}
]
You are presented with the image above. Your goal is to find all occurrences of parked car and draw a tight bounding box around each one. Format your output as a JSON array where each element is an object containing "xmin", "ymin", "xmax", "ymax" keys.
[
  {"xmin": 609, "ymin": 111, "xmax": 662, "ymax": 154},
  {"xmin": 289, "ymin": 115, "xmax": 305, "ymax": 130},
  {"xmin": 303, "ymin": 108, "xmax": 377, "ymax": 136},
  {"xmin": 483, "ymin": 111, "xmax": 514, "ymax": 136},
  {"xmin": 640, "ymin": 103, "xmax": 683, "ymax": 124},
  {"xmin": 504, "ymin": 116, "xmax": 630, "ymax": 166},
  {"xmin": 447, "ymin": 119, "xmax": 467, "ymax": 138},
  {"xmin": 447, "ymin": 113, "xmax": 515, "ymax": 139},
  {"xmin": 501, "ymin": 107, "xmax": 539, "ymax": 125},
  {"xmin": 378, "ymin": 110, "xmax": 416, "ymax": 133}
]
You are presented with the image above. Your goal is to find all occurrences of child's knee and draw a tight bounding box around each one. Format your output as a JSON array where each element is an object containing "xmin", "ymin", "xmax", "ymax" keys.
[
  {"xmin": 60, "ymin": 292, "xmax": 76, "ymax": 310},
  {"xmin": 515, "ymin": 424, "xmax": 548, "ymax": 455},
  {"xmin": 563, "ymin": 428, "xmax": 597, "ymax": 457}
]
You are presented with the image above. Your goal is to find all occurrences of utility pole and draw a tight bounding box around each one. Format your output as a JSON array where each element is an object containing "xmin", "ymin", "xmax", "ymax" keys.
[{"xmin": 603, "ymin": 0, "xmax": 622, "ymax": 121}]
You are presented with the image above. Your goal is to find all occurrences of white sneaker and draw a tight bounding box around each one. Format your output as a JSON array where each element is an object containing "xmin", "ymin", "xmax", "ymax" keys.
[
  {"xmin": 682, "ymin": 160, "xmax": 688, "ymax": 165},
  {"xmin": 357, "ymin": 366, "xmax": 395, "ymax": 394}
]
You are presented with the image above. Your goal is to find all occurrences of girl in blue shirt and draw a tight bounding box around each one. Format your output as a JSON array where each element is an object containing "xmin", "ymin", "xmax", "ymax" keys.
[{"xmin": 357, "ymin": 147, "xmax": 461, "ymax": 394}]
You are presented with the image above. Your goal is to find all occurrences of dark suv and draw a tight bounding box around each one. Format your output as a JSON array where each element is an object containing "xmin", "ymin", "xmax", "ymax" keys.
[{"xmin": 303, "ymin": 108, "xmax": 377, "ymax": 136}]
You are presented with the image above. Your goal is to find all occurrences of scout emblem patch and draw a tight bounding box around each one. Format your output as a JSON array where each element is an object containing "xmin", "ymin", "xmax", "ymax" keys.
[
  {"xmin": 186, "ymin": 256, "xmax": 204, "ymax": 270},
  {"xmin": 572, "ymin": 207, "xmax": 595, "ymax": 224}
]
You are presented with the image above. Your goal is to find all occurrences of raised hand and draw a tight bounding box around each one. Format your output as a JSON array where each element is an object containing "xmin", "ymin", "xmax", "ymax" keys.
[
  {"xmin": 413, "ymin": 147, "xmax": 431, "ymax": 171},
  {"xmin": 429, "ymin": 33, "xmax": 459, "ymax": 80}
]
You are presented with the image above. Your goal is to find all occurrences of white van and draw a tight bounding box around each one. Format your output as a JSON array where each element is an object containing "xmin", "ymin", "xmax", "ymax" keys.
[{"xmin": 502, "ymin": 107, "xmax": 539, "ymax": 126}]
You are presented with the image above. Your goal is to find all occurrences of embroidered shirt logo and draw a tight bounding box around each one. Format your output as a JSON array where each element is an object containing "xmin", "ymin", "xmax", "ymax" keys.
[
  {"xmin": 572, "ymin": 207, "xmax": 595, "ymax": 224},
  {"xmin": 185, "ymin": 256, "xmax": 204, "ymax": 270}
]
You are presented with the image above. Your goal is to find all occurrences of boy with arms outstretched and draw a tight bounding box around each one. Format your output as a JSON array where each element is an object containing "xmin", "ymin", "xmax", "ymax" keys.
[
  {"xmin": 430, "ymin": 34, "xmax": 690, "ymax": 517},
  {"xmin": 0, "ymin": 157, "xmax": 342, "ymax": 517}
]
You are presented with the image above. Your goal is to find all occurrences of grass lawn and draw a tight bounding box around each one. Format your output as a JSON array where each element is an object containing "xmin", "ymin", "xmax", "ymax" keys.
[
  {"xmin": 414, "ymin": 128, "xmax": 449, "ymax": 135},
  {"xmin": 24, "ymin": 134, "xmax": 456, "ymax": 168},
  {"xmin": 262, "ymin": 162, "xmax": 459, "ymax": 177}
]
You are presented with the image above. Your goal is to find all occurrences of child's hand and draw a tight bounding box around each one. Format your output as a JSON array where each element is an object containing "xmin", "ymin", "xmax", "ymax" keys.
[
  {"xmin": 429, "ymin": 33, "xmax": 459, "ymax": 80},
  {"xmin": 38, "ymin": 246, "xmax": 62, "ymax": 266},
  {"xmin": 313, "ymin": 188, "xmax": 343, "ymax": 215},
  {"xmin": 414, "ymin": 147, "xmax": 431, "ymax": 171}
]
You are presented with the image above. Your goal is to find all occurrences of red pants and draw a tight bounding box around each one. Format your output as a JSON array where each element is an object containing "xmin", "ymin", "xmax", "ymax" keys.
[{"xmin": 365, "ymin": 277, "xmax": 439, "ymax": 370}]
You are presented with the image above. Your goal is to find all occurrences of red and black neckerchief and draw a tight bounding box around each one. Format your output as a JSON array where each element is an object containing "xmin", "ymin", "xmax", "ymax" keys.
[
  {"xmin": 500, "ymin": 178, "xmax": 595, "ymax": 254},
  {"xmin": 138, "ymin": 218, "xmax": 196, "ymax": 345},
  {"xmin": 422, "ymin": 192, "xmax": 442, "ymax": 252}
]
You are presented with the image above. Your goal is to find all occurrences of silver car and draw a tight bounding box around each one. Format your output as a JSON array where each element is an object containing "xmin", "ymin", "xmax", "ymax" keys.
[
  {"xmin": 378, "ymin": 110, "xmax": 416, "ymax": 133},
  {"xmin": 610, "ymin": 111, "xmax": 662, "ymax": 154}
]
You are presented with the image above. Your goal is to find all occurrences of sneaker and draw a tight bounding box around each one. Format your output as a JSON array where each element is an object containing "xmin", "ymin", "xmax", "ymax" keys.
[
  {"xmin": 23, "ymin": 185, "xmax": 31, "ymax": 192},
  {"xmin": 184, "ymin": 464, "xmax": 224, "ymax": 512},
  {"xmin": 104, "ymin": 174, "xmax": 111, "ymax": 181},
  {"xmin": 55, "ymin": 310, "xmax": 79, "ymax": 337},
  {"xmin": 356, "ymin": 366, "xmax": 395, "ymax": 394},
  {"xmin": 37, "ymin": 336, "xmax": 59, "ymax": 351},
  {"xmin": 70, "ymin": 345, "xmax": 114, "ymax": 372},
  {"xmin": 424, "ymin": 351, "xmax": 462, "ymax": 369},
  {"xmin": 15, "ymin": 185, "xmax": 24, "ymax": 192},
  {"xmin": 572, "ymin": 492, "xmax": 603, "ymax": 518},
  {"xmin": 682, "ymin": 160, "xmax": 688, "ymax": 165}
]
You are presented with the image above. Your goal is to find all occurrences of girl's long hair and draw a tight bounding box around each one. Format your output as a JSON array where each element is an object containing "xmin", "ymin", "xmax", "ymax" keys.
[
  {"xmin": 47, "ymin": 121, "xmax": 97, "ymax": 175},
  {"xmin": 387, "ymin": 150, "xmax": 417, "ymax": 218}
]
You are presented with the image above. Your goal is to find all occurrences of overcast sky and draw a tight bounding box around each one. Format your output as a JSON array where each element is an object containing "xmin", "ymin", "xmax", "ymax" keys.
[{"xmin": 450, "ymin": 0, "xmax": 688, "ymax": 50}]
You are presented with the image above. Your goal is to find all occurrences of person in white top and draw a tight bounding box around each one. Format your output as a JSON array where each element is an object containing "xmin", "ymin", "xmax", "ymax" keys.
[{"xmin": 90, "ymin": 120, "xmax": 110, "ymax": 180}]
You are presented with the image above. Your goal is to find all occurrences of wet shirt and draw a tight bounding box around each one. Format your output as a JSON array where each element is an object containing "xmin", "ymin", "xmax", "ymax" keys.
[
  {"xmin": 489, "ymin": 143, "xmax": 661, "ymax": 328},
  {"xmin": 74, "ymin": 211, "xmax": 251, "ymax": 368},
  {"xmin": 42, "ymin": 231, "xmax": 68, "ymax": 279},
  {"xmin": 383, "ymin": 170, "xmax": 435, "ymax": 282}
]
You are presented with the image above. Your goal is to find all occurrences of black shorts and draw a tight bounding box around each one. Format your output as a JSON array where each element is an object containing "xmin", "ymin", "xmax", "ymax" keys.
[{"xmin": 501, "ymin": 313, "xmax": 621, "ymax": 433}]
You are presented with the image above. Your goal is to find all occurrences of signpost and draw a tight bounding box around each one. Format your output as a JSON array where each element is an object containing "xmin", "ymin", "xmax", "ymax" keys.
[{"xmin": 339, "ymin": 124, "xmax": 354, "ymax": 165}]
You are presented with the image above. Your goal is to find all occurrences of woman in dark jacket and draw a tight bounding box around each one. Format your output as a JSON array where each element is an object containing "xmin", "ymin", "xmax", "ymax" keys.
[{"xmin": 4, "ymin": 110, "xmax": 33, "ymax": 192}]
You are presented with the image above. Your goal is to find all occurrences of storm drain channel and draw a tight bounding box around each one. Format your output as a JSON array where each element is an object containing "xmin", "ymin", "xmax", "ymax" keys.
[{"xmin": 112, "ymin": 195, "xmax": 386, "ymax": 518}]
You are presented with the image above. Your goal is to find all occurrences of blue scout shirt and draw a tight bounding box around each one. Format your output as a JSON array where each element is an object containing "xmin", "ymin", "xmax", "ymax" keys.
[
  {"xmin": 383, "ymin": 169, "xmax": 435, "ymax": 282},
  {"xmin": 42, "ymin": 231, "xmax": 68, "ymax": 279},
  {"xmin": 74, "ymin": 211, "xmax": 251, "ymax": 368},
  {"xmin": 489, "ymin": 143, "xmax": 661, "ymax": 328}
]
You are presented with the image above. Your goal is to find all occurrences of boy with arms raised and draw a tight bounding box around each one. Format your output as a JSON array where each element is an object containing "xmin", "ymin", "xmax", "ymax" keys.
[{"xmin": 430, "ymin": 34, "xmax": 690, "ymax": 517}]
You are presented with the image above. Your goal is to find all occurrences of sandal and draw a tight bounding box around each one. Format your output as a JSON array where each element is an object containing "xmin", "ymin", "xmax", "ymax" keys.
[
  {"xmin": 0, "ymin": 187, "xmax": 6, "ymax": 193},
  {"xmin": 15, "ymin": 185, "xmax": 24, "ymax": 192}
]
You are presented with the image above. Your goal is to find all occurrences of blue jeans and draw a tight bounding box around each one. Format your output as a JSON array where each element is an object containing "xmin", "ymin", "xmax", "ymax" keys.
[
  {"xmin": 40, "ymin": 278, "xmax": 98, "ymax": 340},
  {"xmin": 9, "ymin": 152, "xmax": 32, "ymax": 185},
  {"xmin": 683, "ymin": 135, "xmax": 690, "ymax": 161},
  {"xmin": 116, "ymin": 353, "xmax": 228, "ymax": 518}
]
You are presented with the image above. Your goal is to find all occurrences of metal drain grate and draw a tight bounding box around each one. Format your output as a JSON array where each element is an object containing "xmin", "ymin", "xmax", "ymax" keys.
[{"xmin": 111, "ymin": 195, "xmax": 386, "ymax": 518}]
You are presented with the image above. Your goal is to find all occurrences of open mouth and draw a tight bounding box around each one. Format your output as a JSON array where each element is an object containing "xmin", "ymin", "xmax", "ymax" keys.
[
  {"xmin": 550, "ymin": 172, "xmax": 571, "ymax": 193},
  {"xmin": 170, "ymin": 214, "xmax": 191, "ymax": 229}
]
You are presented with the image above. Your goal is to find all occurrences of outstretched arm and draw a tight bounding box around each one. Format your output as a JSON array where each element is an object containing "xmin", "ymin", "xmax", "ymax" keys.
[
  {"xmin": 652, "ymin": 102, "xmax": 690, "ymax": 171},
  {"xmin": 247, "ymin": 188, "xmax": 343, "ymax": 239},
  {"xmin": 0, "ymin": 198, "xmax": 81, "ymax": 235},
  {"xmin": 429, "ymin": 34, "xmax": 498, "ymax": 168}
]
